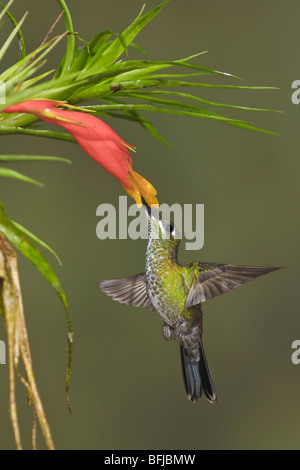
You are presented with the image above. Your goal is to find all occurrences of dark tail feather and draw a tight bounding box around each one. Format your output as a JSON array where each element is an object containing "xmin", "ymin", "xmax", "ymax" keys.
[
  {"xmin": 180, "ymin": 339, "xmax": 217, "ymax": 403},
  {"xmin": 180, "ymin": 346, "xmax": 202, "ymax": 402},
  {"xmin": 198, "ymin": 338, "xmax": 217, "ymax": 403}
]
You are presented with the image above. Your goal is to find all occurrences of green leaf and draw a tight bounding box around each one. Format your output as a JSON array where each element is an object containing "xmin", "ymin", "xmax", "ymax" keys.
[
  {"xmin": 72, "ymin": 72, "xmax": 278, "ymax": 104},
  {"xmin": 68, "ymin": 31, "xmax": 114, "ymax": 74},
  {"xmin": 123, "ymin": 90, "xmax": 281, "ymax": 113},
  {"xmin": 0, "ymin": 0, "xmax": 279, "ymax": 140},
  {"xmin": 3, "ymin": 33, "xmax": 67, "ymax": 95},
  {"xmin": 130, "ymin": 41, "xmax": 148, "ymax": 56},
  {"xmin": 0, "ymin": 154, "xmax": 71, "ymax": 163},
  {"xmin": 0, "ymin": 202, "xmax": 67, "ymax": 311},
  {"xmin": 83, "ymin": 101, "xmax": 228, "ymax": 119},
  {"xmin": 0, "ymin": 202, "xmax": 73, "ymax": 410},
  {"xmin": 104, "ymin": 53, "xmax": 238, "ymax": 79},
  {"xmin": 0, "ymin": 167, "xmax": 43, "ymax": 186},
  {"xmin": 144, "ymin": 78, "xmax": 278, "ymax": 90},
  {"xmin": 0, "ymin": 35, "xmax": 61, "ymax": 82},
  {"xmin": 0, "ymin": 127, "xmax": 76, "ymax": 143},
  {"xmin": 0, "ymin": 11, "xmax": 28, "ymax": 63},
  {"xmin": 83, "ymin": 103, "xmax": 278, "ymax": 135},
  {"xmin": 18, "ymin": 70, "xmax": 55, "ymax": 91},
  {"xmin": 11, "ymin": 220, "xmax": 62, "ymax": 266},
  {"xmin": 146, "ymin": 72, "xmax": 209, "ymax": 78},
  {"xmin": 68, "ymin": 55, "xmax": 262, "ymax": 102},
  {"xmin": 79, "ymin": 0, "xmax": 171, "ymax": 77},
  {"xmin": 0, "ymin": 1, "xmax": 26, "ymax": 58},
  {"xmin": 2, "ymin": 69, "xmax": 88, "ymax": 108},
  {"xmin": 56, "ymin": 0, "xmax": 75, "ymax": 75},
  {"xmin": 104, "ymin": 106, "xmax": 171, "ymax": 148},
  {"xmin": 76, "ymin": 55, "xmax": 212, "ymax": 94},
  {"xmin": 0, "ymin": 0, "xmax": 14, "ymax": 23},
  {"xmin": 125, "ymin": 109, "xmax": 171, "ymax": 147}
]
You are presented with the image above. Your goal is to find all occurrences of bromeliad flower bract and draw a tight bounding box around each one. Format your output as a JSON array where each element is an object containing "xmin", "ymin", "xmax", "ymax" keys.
[{"xmin": 2, "ymin": 100, "xmax": 158, "ymax": 207}]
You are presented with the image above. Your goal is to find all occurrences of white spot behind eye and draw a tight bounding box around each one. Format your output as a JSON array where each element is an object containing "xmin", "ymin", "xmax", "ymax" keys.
[{"xmin": 160, "ymin": 220, "xmax": 175, "ymax": 237}]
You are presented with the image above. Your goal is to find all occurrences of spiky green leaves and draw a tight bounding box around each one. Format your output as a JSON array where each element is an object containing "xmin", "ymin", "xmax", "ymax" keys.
[{"xmin": 0, "ymin": 0, "xmax": 279, "ymax": 139}]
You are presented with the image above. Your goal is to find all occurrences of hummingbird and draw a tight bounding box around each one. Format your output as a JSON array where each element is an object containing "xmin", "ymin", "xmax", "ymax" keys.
[{"xmin": 99, "ymin": 200, "xmax": 280, "ymax": 403}]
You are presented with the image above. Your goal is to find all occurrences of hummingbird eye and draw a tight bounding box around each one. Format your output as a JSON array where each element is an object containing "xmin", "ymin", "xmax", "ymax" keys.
[{"xmin": 165, "ymin": 222, "xmax": 175, "ymax": 234}]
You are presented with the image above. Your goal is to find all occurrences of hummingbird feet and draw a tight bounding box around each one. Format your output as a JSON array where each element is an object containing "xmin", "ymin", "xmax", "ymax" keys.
[{"xmin": 162, "ymin": 323, "xmax": 173, "ymax": 341}]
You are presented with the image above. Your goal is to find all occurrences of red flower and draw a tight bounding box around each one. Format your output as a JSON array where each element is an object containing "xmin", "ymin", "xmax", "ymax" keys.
[{"xmin": 2, "ymin": 100, "xmax": 158, "ymax": 206}]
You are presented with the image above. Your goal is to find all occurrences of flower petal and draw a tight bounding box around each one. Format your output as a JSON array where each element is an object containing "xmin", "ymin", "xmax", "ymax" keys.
[
  {"xmin": 3, "ymin": 100, "xmax": 158, "ymax": 205},
  {"xmin": 121, "ymin": 182, "xmax": 143, "ymax": 207},
  {"xmin": 124, "ymin": 168, "xmax": 158, "ymax": 207}
]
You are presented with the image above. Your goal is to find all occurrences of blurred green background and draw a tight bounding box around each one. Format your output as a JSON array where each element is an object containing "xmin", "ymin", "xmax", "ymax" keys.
[{"xmin": 0, "ymin": 0, "xmax": 299, "ymax": 450}]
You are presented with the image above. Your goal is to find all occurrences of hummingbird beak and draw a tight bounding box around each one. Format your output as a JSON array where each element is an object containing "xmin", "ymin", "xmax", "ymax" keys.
[
  {"xmin": 141, "ymin": 197, "xmax": 160, "ymax": 222},
  {"xmin": 141, "ymin": 197, "xmax": 152, "ymax": 218}
]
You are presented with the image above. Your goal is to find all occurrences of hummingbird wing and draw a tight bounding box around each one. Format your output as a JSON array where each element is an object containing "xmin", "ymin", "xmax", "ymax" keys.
[
  {"xmin": 185, "ymin": 264, "xmax": 280, "ymax": 308},
  {"xmin": 98, "ymin": 273, "xmax": 154, "ymax": 309}
]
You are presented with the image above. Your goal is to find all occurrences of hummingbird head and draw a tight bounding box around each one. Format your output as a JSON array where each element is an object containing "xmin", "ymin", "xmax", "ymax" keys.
[{"xmin": 142, "ymin": 198, "xmax": 180, "ymax": 255}]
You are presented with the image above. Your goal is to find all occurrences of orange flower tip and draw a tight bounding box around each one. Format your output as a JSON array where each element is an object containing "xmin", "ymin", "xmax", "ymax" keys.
[
  {"xmin": 148, "ymin": 198, "xmax": 159, "ymax": 208},
  {"xmin": 122, "ymin": 170, "xmax": 159, "ymax": 209},
  {"xmin": 135, "ymin": 197, "xmax": 159, "ymax": 209}
]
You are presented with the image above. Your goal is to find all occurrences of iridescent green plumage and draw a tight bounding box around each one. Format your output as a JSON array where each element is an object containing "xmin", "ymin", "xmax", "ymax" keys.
[{"xmin": 99, "ymin": 202, "xmax": 280, "ymax": 403}]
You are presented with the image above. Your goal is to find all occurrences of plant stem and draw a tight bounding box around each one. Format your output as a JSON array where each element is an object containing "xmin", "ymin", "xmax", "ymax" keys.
[
  {"xmin": 0, "ymin": 234, "xmax": 22, "ymax": 450},
  {"xmin": 0, "ymin": 126, "xmax": 76, "ymax": 143},
  {"xmin": 56, "ymin": 0, "xmax": 75, "ymax": 74},
  {"xmin": 0, "ymin": 231, "xmax": 55, "ymax": 450}
]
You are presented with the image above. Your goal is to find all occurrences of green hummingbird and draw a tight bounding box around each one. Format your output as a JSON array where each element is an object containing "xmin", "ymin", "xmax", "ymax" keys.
[{"xmin": 99, "ymin": 200, "xmax": 280, "ymax": 403}]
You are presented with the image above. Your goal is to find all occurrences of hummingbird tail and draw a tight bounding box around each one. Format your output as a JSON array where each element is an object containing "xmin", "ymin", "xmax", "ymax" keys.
[{"xmin": 180, "ymin": 339, "xmax": 217, "ymax": 403}]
